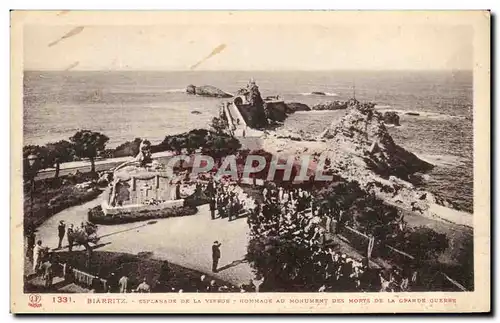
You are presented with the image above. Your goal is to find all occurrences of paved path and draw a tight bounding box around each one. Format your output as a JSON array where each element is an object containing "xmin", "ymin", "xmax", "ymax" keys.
[
  {"xmin": 32, "ymin": 195, "xmax": 255, "ymax": 286},
  {"xmin": 36, "ymin": 151, "xmax": 176, "ymax": 180}
]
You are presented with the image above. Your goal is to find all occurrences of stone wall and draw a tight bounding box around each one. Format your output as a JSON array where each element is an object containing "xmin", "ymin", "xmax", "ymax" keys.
[{"xmin": 112, "ymin": 175, "xmax": 177, "ymax": 206}]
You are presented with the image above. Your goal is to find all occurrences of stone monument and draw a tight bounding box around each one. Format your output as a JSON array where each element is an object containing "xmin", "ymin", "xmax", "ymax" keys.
[{"xmin": 101, "ymin": 139, "xmax": 184, "ymax": 215}]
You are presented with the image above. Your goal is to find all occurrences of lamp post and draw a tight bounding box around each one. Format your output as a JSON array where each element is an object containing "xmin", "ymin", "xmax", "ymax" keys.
[{"xmin": 26, "ymin": 154, "xmax": 38, "ymax": 219}]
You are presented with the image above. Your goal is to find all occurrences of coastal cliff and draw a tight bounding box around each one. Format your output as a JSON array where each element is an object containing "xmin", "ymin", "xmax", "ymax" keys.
[
  {"xmin": 321, "ymin": 103, "xmax": 433, "ymax": 178},
  {"xmin": 260, "ymin": 101, "xmax": 453, "ymax": 219},
  {"xmin": 233, "ymin": 80, "xmax": 313, "ymax": 127}
]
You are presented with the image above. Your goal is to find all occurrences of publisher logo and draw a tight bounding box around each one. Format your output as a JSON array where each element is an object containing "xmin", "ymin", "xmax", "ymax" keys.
[{"xmin": 28, "ymin": 294, "xmax": 42, "ymax": 308}]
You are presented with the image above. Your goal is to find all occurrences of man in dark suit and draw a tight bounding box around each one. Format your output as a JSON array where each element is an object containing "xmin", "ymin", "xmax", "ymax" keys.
[
  {"xmin": 212, "ymin": 241, "xmax": 221, "ymax": 273},
  {"xmin": 209, "ymin": 198, "xmax": 216, "ymax": 220},
  {"xmin": 57, "ymin": 220, "xmax": 66, "ymax": 249},
  {"xmin": 67, "ymin": 224, "xmax": 74, "ymax": 252}
]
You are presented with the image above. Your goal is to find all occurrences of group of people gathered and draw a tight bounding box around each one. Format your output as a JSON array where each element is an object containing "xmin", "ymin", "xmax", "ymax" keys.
[
  {"xmin": 102, "ymin": 264, "xmax": 258, "ymax": 294},
  {"xmin": 25, "ymin": 220, "xmax": 98, "ymax": 289},
  {"xmin": 247, "ymin": 183, "xmax": 417, "ymax": 292},
  {"xmin": 208, "ymin": 180, "xmax": 253, "ymax": 221},
  {"xmin": 104, "ymin": 274, "xmax": 257, "ymax": 294}
]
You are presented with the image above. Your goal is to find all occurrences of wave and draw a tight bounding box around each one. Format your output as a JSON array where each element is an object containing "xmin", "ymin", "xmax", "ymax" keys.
[
  {"xmin": 299, "ymin": 92, "xmax": 338, "ymax": 97},
  {"xmin": 164, "ymin": 88, "xmax": 187, "ymax": 93},
  {"xmin": 384, "ymin": 123, "xmax": 405, "ymax": 129},
  {"xmin": 375, "ymin": 108, "xmax": 467, "ymax": 121},
  {"xmin": 415, "ymin": 153, "xmax": 467, "ymax": 168}
]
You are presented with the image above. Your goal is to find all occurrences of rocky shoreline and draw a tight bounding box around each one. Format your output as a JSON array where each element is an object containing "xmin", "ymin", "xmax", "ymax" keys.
[
  {"xmin": 259, "ymin": 101, "xmax": 471, "ymax": 226},
  {"xmin": 311, "ymin": 100, "xmax": 350, "ymax": 110}
]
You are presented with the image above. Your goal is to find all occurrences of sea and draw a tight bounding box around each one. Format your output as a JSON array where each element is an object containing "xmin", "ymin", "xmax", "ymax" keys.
[{"xmin": 23, "ymin": 70, "xmax": 473, "ymax": 212}]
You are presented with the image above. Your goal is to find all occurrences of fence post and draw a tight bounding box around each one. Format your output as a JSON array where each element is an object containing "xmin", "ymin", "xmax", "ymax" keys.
[{"xmin": 367, "ymin": 236, "xmax": 375, "ymax": 259}]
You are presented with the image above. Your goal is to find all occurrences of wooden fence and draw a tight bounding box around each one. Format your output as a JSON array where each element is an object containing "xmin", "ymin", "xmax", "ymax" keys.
[{"xmin": 315, "ymin": 216, "xmax": 468, "ymax": 291}]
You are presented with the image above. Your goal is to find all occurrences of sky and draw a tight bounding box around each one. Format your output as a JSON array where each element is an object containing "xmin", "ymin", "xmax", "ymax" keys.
[{"xmin": 23, "ymin": 24, "xmax": 473, "ymax": 71}]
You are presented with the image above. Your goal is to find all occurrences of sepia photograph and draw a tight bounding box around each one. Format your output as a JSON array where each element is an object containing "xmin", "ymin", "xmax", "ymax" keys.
[{"xmin": 10, "ymin": 10, "xmax": 490, "ymax": 313}]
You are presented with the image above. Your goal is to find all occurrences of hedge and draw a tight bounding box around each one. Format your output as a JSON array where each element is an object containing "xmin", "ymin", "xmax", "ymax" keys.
[{"xmin": 87, "ymin": 204, "xmax": 198, "ymax": 225}]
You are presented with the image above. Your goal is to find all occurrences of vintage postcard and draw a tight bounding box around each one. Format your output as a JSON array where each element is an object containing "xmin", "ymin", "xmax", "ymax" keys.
[{"xmin": 10, "ymin": 10, "xmax": 490, "ymax": 313}]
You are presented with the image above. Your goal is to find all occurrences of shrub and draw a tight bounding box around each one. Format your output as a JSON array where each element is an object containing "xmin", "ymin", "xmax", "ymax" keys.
[
  {"xmin": 246, "ymin": 234, "xmax": 317, "ymax": 291},
  {"xmin": 70, "ymin": 130, "xmax": 109, "ymax": 173},
  {"xmin": 24, "ymin": 186, "xmax": 101, "ymax": 231},
  {"xmin": 152, "ymin": 129, "xmax": 241, "ymax": 160},
  {"xmin": 112, "ymin": 138, "xmax": 142, "ymax": 157},
  {"xmin": 393, "ymin": 226, "xmax": 449, "ymax": 261},
  {"xmin": 87, "ymin": 205, "xmax": 198, "ymax": 225}
]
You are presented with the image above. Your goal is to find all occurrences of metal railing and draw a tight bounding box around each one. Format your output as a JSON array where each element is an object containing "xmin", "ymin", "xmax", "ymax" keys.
[{"xmin": 60, "ymin": 262, "xmax": 108, "ymax": 291}]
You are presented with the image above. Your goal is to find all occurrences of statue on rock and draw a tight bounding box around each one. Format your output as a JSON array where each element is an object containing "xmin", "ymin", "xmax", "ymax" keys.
[
  {"xmin": 236, "ymin": 79, "xmax": 269, "ymax": 129},
  {"xmin": 113, "ymin": 139, "xmax": 156, "ymax": 174},
  {"xmin": 134, "ymin": 139, "xmax": 153, "ymax": 167}
]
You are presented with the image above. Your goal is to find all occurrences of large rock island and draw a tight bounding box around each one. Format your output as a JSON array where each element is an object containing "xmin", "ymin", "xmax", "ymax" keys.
[
  {"xmin": 186, "ymin": 84, "xmax": 233, "ymax": 98},
  {"xmin": 312, "ymin": 100, "xmax": 351, "ymax": 110},
  {"xmin": 383, "ymin": 111, "xmax": 401, "ymax": 126}
]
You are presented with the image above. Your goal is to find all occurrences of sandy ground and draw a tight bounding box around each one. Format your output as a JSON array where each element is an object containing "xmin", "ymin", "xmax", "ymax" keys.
[{"xmin": 31, "ymin": 194, "xmax": 255, "ymax": 286}]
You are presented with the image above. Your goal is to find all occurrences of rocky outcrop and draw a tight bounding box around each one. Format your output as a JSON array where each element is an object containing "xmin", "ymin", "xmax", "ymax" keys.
[
  {"xmin": 312, "ymin": 101, "xmax": 349, "ymax": 110},
  {"xmin": 260, "ymin": 100, "xmax": 436, "ymax": 216},
  {"xmin": 322, "ymin": 104, "xmax": 433, "ymax": 178},
  {"xmin": 383, "ymin": 111, "xmax": 400, "ymax": 126},
  {"xmin": 311, "ymin": 91, "xmax": 326, "ymax": 95},
  {"xmin": 265, "ymin": 101, "xmax": 288, "ymax": 122},
  {"xmin": 186, "ymin": 84, "xmax": 196, "ymax": 95},
  {"xmin": 285, "ymin": 102, "xmax": 311, "ymax": 112},
  {"xmin": 185, "ymin": 85, "xmax": 233, "ymax": 98},
  {"xmin": 264, "ymin": 101, "xmax": 311, "ymax": 123},
  {"xmin": 235, "ymin": 80, "xmax": 269, "ymax": 128}
]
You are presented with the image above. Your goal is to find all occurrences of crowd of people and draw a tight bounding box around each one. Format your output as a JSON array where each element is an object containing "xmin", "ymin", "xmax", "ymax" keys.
[
  {"xmin": 247, "ymin": 183, "xmax": 417, "ymax": 292},
  {"xmin": 25, "ymin": 219, "xmax": 100, "ymax": 289},
  {"xmin": 207, "ymin": 180, "xmax": 255, "ymax": 221},
  {"xmin": 26, "ymin": 174, "xmax": 420, "ymax": 294},
  {"xmin": 104, "ymin": 272, "xmax": 258, "ymax": 294}
]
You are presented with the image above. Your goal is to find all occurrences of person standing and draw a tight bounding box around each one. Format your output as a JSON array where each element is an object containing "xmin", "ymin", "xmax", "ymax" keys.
[
  {"xmin": 57, "ymin": 220, "xmax": 66, "ymax": 249},
  {"xmin": 67, "ymin": 224, "xmax": 74, "ymax": 252},
  {"xmin": 228, "ymin": 200, "xmax": 233, "ymax": 222},
  {"xmin": 26, "ymin": 227, "xmax": 36, "ymax": 262},
  {"xmin": 136, "ymin": 278, "xmax": 151, "ymax": 293},
  {"xmin": 41, "ymin": 254, "xmax": 54, "ymax": 288},
  {"xmin": 209, "ymin": 198, "xmax": 216, "ymax": 220},
  {"xmin": 107, "ymin": 272, "xmax": 118, "ymax": 293},
  {"xmin": 212, "ymin": 241, "xmax": 221, "ymax": 273},
  {"xmin": 118, "ymin": 274, "xmax": 129, "ymax": 293},
  {"xmin": 32, "ymin": 240, "xmax": 44, "ymax": 273}
]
